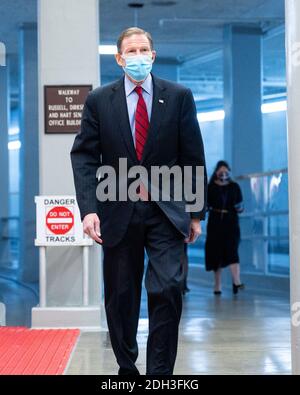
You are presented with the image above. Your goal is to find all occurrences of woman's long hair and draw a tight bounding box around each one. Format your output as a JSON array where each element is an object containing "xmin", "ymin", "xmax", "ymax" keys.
[{"xmin": 209, "ymin": 160, "xmax": 232, "ymax": 185}]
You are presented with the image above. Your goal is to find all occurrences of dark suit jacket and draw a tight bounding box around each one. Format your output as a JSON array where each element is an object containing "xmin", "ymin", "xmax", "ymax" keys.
[{"xmin": 70, "ymin": 73, "xmax": 207, "ymax": 247}]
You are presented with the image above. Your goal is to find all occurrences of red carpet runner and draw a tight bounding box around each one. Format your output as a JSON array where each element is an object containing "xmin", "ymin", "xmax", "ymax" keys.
[{"xmin": 0, "ymin": 327, "xmax": 80, "ymax": 375}]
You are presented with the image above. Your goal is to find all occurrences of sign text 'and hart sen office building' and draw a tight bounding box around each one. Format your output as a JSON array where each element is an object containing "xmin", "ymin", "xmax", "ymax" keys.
[{"xmin": 44, "ymin": 85, "xmax": 92, "ymax": 134}]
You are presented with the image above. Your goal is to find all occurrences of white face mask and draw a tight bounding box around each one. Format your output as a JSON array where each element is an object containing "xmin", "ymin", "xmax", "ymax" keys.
[
  {"xmin": 217, "ymin": 171, "xmax": 230, "ymax": 182},
  {"xmin": 122, "ymin": 54, "xmax": 153, "ymax": 82}
]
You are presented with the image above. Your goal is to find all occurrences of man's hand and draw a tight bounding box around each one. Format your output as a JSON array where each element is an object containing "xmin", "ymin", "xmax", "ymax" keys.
[
  {"xmin": 185, "ymin": 219, "xmax": 202, "ymax": 244},
  {"xmin": 83, "ymin": 213, "xmax": 102, "ymax": 244}
]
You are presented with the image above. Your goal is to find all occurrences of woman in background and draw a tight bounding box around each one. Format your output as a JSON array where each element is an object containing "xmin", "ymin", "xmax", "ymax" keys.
[{"xmin": 205, "ymin": 160, "xmax": 245, "ymax": 295}]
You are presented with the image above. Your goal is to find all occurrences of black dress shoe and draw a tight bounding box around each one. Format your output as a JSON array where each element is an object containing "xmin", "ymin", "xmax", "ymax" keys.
[
  {"xmin": 118, "ymin": 367, "xmax": 140, "ymax": 375},
  {"xmin": 232, "ymin": 283, "xmax": 245, "ymax": 295},
  {"xmin": 214, "ymin": 290, "xmax": 222, "ymax": 295}
]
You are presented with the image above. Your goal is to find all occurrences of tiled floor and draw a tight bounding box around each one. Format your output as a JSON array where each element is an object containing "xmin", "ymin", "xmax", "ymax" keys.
[
  {"xmin": 66, "ymin": 279, "xmax": 291, "ymax": 375},
  {"xmin": 0, "ymin": 266, "xmax": 291, "ymax": 375}
]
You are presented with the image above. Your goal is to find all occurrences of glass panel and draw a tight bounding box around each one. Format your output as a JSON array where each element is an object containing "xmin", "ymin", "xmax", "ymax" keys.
[
  {"xmin": 268, "ymin": 239, "xmax": 289, "ymax": 276},
  {"xmin": 188, "ymin": 170, "xmax": 289, "ymax": 277},
  {"xmin": 238, "ymin": 170, "xmax": 289, "ymax": 276}
]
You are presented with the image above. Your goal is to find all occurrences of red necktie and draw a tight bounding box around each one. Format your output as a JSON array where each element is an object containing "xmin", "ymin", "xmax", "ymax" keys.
[
  {"xmin": 134, "ymin": 86, "xmax": 150, "ymax": 200},
  {"xmin": 134, "ymin": 86, "xmax": 149, "ymax": 161}
]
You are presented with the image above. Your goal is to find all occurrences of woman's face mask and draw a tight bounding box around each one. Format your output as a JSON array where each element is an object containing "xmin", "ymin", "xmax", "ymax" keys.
[
  {"xmin": 122, "ymin": 54, "xmax": 153, "ymax": 82},
  {"xmin": 217, "ymin": 171, "xmax": 230, "ymax": 182}
]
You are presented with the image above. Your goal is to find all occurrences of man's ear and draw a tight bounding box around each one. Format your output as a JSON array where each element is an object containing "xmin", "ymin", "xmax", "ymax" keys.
[
  {"xmin": 115, "ymin": 53, "xmax": 125, "ymax": 67},
  {"xmin": 151, "ymin": 50, "xmax": 156, "ymax": 63}
]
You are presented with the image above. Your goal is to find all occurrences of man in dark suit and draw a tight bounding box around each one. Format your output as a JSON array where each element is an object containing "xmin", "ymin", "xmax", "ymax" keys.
[{"xmin": 71, "ymin": 27, "xmax": 207, "ymax": 375}]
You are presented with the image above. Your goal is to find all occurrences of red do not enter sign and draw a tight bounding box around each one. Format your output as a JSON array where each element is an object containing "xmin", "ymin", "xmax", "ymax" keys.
[{"xmin": 46, "ymin": 206, "xmax": 74, "ymax": 235}]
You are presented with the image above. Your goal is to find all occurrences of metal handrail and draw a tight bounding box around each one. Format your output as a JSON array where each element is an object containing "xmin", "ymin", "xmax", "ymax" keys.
[
  {"xmin": 239, "ymin": 209, "xmax": 289, "ymax": 218},
  {"xmin": 235, "ymin": 167, "xmax": 288, "ymax": 180},
  {"xmin": 241, "ymin": 235, "xmax": 289, "ymax": 241}
]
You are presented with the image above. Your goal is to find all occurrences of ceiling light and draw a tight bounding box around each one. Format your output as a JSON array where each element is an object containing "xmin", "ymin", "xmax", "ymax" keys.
[
  {"xmin": 197, "ymin": 110, "xmax": 225, "ymax": 123},
  {"xmin": 8, "ymin": 140, "xmax": 21, "ymax": 150},
  {"xmin": 99, "ymin": 45, "xmax": 117, "ymax": 55},
  {"xmin": 261, "ymin": 100, "xmax": 287, "ymax": 113}
]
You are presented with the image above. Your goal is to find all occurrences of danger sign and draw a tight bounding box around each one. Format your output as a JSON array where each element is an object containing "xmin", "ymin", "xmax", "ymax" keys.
[
  {"xmin": 46, "ymin": 206, "xmax": 74, "ymax": 235},
  {"xmin": 35, "ymin": 195, "xmax": 92, "ymax": 246}
]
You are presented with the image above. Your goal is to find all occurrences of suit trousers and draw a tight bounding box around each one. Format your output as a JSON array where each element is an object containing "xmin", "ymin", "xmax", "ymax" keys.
[{"xmin": 102, "ymin": 200, "xmax": 185, "ymax": 375}]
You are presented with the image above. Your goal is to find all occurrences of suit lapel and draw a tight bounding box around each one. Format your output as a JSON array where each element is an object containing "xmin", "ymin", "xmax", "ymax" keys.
[
  {"xmin": 110, "ymin": 77, "xmax": 138, "ymax": 164},
  {"xmin": 110, "ymin": 74, "xmax": 168, "ymax": 164},
  {"xmin": 141, "ymin": 75, "xmax": 168, "ymax": 163}
]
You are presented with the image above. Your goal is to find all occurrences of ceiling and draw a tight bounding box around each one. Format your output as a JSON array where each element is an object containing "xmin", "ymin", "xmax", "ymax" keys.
[
  {"xmin": 0, "ymin": 0, "xmax": 37, "ymax": 54},
  {"xmin": 99, "ymin": 0, "xmax": 286, "ymax": 107},
  {"xmin": 0, "ymin": 0, "xmax": 286, "ymax": 108}
]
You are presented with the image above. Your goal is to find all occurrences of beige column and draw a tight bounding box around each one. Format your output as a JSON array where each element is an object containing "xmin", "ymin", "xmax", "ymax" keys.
[{"xmin": 32, "ymin": 0, "xmax": 105, "ymax": 329}]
